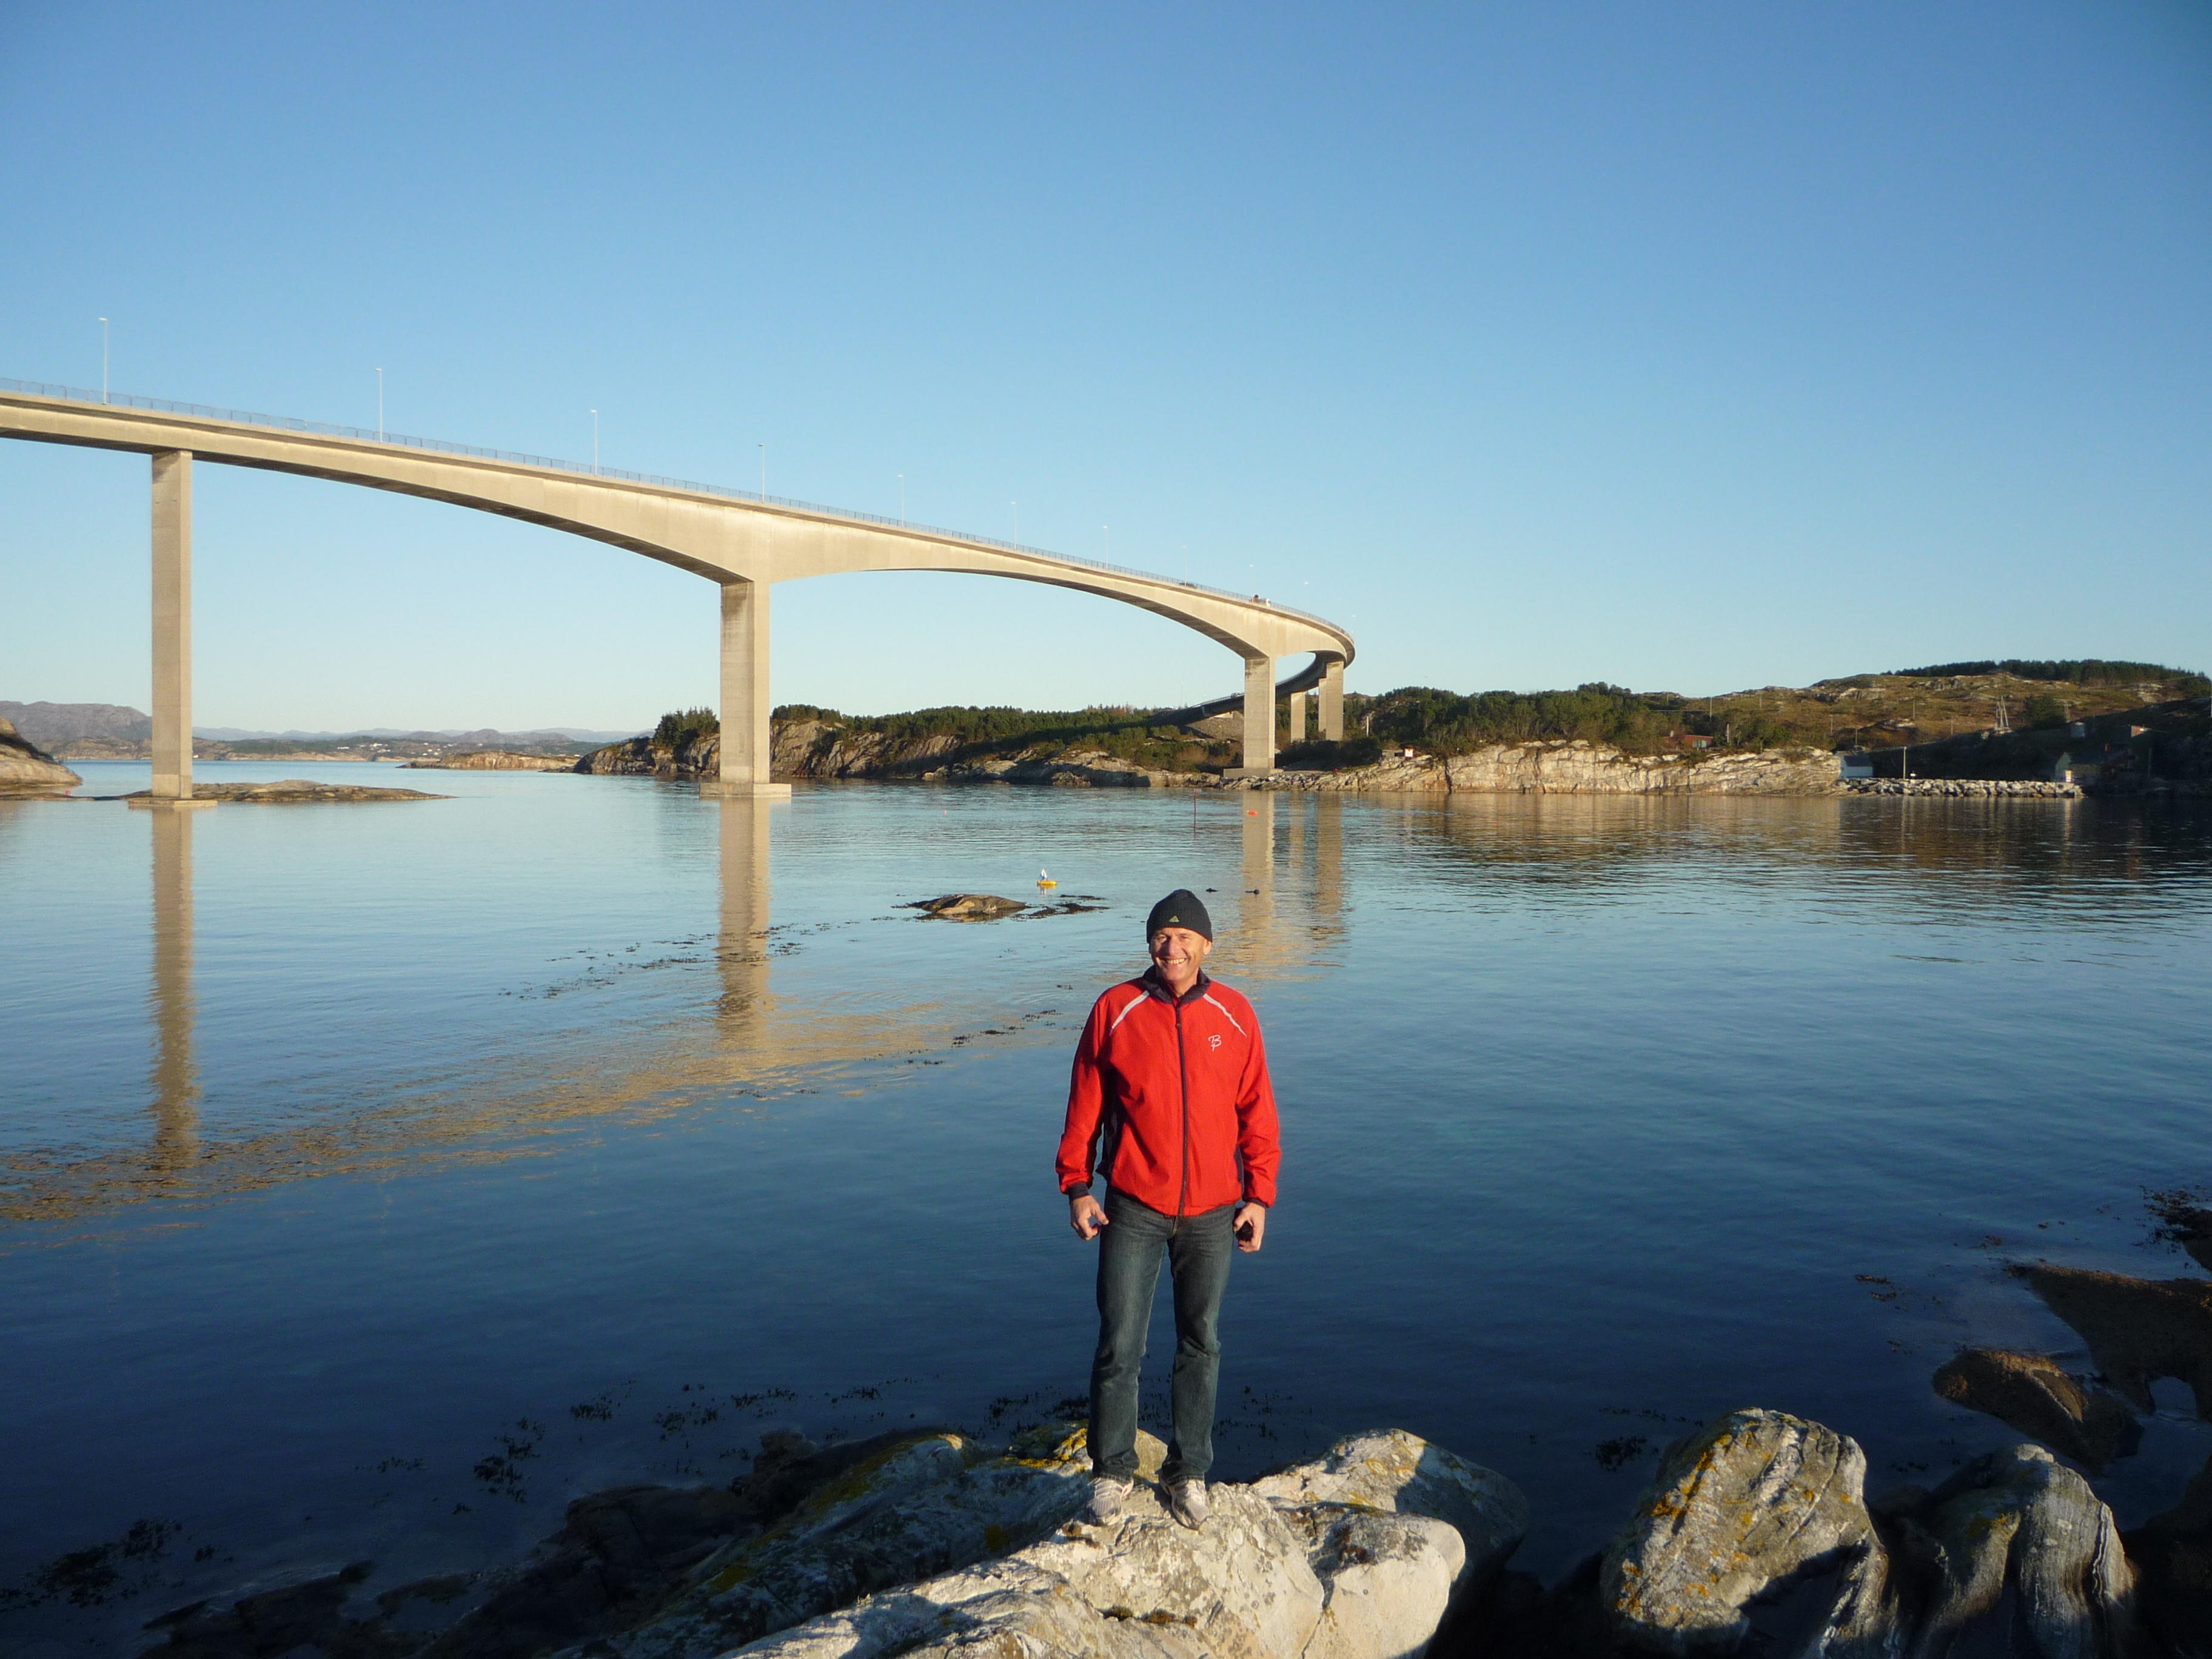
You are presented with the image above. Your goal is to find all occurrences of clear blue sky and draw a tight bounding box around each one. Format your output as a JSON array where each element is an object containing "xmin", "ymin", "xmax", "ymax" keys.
[{"xmin": 4, "ymin": 2, "xmax": 2206, "ymax": 731}]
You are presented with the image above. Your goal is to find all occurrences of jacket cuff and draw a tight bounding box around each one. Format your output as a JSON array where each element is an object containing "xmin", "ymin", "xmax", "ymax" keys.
[
  {"xmin": 1241, "ymin": 1195, "xmax": 1269, "ymax": 1209},
  {"xmin": 1062, "ymin": 1182, "xmax": 1093, "ymax": 1199}
]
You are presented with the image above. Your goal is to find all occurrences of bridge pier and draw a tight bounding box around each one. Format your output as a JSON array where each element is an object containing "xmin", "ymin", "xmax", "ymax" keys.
[
  {"xmin": 703, "ymin": 578, "xmax": 791, "ymax": 799},
  {"xmin": 1287, "ymin": 685, "xmax": 1306, "ymax": 745},
  {"xmin": 150, "ymin": 451, "xmax": 208, "ymax": 804},
  {"xmin": 1319, "ymin": 659, "xmax": 1344, "ymax": 742},
  {"xmin": 1224, "ymin": 655, "xmax": 1277, "ymax": 778}
]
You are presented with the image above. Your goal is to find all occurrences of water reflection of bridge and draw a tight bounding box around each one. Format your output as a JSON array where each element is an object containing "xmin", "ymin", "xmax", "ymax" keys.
[{"xmin": 18, "ymin": 794, "xmax": 1347, "ymax": 1228}]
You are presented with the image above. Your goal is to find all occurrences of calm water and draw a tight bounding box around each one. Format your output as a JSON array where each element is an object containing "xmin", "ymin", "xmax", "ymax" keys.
[{"xmin": 4, "ymin": 764, "xmax": 2209, "ymax": 1651}]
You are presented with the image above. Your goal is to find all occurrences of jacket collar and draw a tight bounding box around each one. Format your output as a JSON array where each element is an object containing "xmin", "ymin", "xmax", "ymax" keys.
[{"xmin": 1141, "ymin": 965, "xmax": 1211, "ymax": 1006}]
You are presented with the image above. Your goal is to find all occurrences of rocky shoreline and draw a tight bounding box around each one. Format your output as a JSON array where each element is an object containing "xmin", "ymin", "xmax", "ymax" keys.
[
  {"xmin": 581, "ymin": 726, "xmax": 1860, "ymax": 797},
  {"xmin": 401, "ymin": 751, "xmax": 581, "ymax": 771},
  {"xmin": 129, "ymin": 1239, "xmax": 2210, "ymax": 1659},
  {"xmin": 0, "ymin": 717, "xmax": 81, "ymax": 797}
]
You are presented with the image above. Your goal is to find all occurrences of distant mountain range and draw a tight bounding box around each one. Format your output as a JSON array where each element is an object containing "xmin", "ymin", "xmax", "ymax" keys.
[{"xmin": 0, "ymin": 702, "xmax": 642, "ymax": 753}]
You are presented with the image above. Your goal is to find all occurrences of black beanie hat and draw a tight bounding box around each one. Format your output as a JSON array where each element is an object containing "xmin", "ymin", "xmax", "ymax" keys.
[{"xmin": 1145, "ymin": 889, "xmax": 1213, "ymax": 940}]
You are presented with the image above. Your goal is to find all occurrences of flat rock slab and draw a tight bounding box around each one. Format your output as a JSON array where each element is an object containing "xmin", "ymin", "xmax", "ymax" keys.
[{"xmin": 122, "ymin": 780, "xmax": 449, "ymax": 802}]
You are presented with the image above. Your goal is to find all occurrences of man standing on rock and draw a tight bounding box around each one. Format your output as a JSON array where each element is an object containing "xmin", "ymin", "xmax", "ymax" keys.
[{"xmin": 1056, "ymin": 889, "xmax": 1280, "ymax": 1530}]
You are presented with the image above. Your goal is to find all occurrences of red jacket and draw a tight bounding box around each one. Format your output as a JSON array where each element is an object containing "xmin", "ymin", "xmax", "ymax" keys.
[{"xmin": 1056, "ymin": 970, "xmax": 1280, "ymax": 1215}]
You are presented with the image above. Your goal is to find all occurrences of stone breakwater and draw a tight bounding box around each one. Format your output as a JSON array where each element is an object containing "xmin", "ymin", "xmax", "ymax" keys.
[{"xmin": 1844, "ymin": 776, "xmax": 2085, "ymax": 798}]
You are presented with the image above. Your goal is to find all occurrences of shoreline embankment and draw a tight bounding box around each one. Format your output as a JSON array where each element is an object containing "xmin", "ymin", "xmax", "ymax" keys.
[{"xmin": 580, "ymin": 725, "xmax": 2111, "ymax": 798}]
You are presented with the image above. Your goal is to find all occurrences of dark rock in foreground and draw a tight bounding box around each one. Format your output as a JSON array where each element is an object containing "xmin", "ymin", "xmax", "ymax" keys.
[
  {"xmin": 1597, "ymin": 1408, "xmax": 2137, "ymax": 1659},
  {"xmin": 2014, "ymin": 1263, "xmax": 2212, "ymax": 1419}
]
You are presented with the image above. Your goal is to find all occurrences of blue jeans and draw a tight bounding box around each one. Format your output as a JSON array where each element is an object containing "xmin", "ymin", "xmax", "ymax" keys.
[{"xmin": 1089, "ymin": 1190, "xmax": 1236, "ymax": 1486}]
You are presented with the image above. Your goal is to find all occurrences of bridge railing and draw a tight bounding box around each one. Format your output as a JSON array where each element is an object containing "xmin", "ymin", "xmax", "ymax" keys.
[{"xmin": 1, "ymin": 375, "xmax": 1349, "ymax": 645}]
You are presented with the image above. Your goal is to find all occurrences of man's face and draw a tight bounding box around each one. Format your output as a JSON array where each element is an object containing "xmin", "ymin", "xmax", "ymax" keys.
[{"xmin": 1148, "ymin": 926, "xmax": 1212, "ymax": 979}]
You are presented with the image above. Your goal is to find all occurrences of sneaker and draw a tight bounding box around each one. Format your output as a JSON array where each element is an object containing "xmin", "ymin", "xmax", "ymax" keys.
[
  {"xmin": 1085, "ymin": 1476, "xmax": 1134, "ymax": 1524},
  {"xmin": 1165, "ymin": 1478, "xmax": 1209, "ymax": 1530}
]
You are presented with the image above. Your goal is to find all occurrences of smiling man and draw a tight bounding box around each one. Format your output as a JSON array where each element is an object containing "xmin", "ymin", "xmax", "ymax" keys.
[{"xmin": 1056, "ymin": 888, "xmax": 1281, "ymax": 1530}]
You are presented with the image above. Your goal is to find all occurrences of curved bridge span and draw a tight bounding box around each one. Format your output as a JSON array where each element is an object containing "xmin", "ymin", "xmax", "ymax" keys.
[{"xmin": 1, "ymin": 380, "xmax": 1352, "ymax": 799}]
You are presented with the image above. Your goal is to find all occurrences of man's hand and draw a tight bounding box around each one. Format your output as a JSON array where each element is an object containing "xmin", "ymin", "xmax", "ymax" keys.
[
  {"xmin": 1069, "ymin": 1194, "xmax": 1108, "ymax": 1240},
  {"xmin": 1234, "ymin": 1202, "xmax": 1267, "ymax": 1253}
]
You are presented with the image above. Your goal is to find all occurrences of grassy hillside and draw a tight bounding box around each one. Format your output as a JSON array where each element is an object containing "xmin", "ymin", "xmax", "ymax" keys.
[{"xmin": 756, "ymin": 659, "xmax": 2208, "ymax": 777}]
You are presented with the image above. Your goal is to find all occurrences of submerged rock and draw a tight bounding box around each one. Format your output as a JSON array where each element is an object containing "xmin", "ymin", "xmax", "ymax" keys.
[
  {"xmin": 903, "ymin": 894, "xmax": 1029, "ymax": 920},
  {"xmin": 121, "ymin": 780, "xmax": 448, "ymax": 803},
  {"xmin": 2013, "ymin": 1263, "xmax": 2212, "ymax": 1418},
  {"xmin": 1931, "ymin": 1347, "xmax": 2139, "ymax": 1472}
]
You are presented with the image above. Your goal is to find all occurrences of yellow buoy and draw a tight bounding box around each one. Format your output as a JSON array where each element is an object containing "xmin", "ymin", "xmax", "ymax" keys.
[{"xmin": 1037, "ymin": 868, "xmax": 1057, "ymax": 890}]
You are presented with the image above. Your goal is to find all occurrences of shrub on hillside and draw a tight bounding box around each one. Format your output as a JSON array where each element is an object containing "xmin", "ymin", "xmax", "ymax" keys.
[{"xmin": 652, "ymin": 708, "xmax": 720, "ymax": 746}]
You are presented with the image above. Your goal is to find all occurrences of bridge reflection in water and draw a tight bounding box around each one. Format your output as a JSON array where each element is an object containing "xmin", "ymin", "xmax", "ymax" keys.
[
  {"xmin": 149, "ymin": 806, "xmax": 199, "ymax": 1171},
  {"xmin": 20, "ymin": 791, "xmax": 1349, "ymax": 1230}
]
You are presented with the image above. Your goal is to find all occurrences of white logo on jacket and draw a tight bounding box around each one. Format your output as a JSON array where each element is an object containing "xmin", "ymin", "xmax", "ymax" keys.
[{"xmin": 1208, "ymin": 1033, "xmax": 1222, "ymax": 1050}]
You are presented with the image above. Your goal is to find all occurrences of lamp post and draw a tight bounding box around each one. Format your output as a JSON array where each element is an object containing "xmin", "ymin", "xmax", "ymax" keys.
[
  {"xmin": 759, "ymin": 443, "xmax": 765, "ymax": 500},
  {"xmin": 591, "ymin": 409, "xmax": 599, "ymax": 475},
  {"xmin": 99, "ymin": 318, "xmax": 109, "ymax": 403},
  {"xmin": 898, "ymin": 474, "xmax": 905, "ymax": 525},
  {"xmin": 1011, "ymin": 500, "xmax": 1017, "ymax": 543},
  {"xmin": 374, "ymin": 367, "xmax": 383, "ymax": 440}
]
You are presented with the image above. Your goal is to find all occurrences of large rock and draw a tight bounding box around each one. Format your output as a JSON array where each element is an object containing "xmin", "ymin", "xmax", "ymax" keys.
[
  {"xmin": 2126, "ymin": 1451, "xmax": 2212, "ymax": 1659},
  {"xmin": 718, "ymin": 1427, "xmax": 1523, "ymax": 1659},
  {"xmin": 2014, "ymin": 1264, "xmax": 2212, "ymax": 1418},
  {"xmin": 1599, "ymin": 1408, "xmax": 2146, "ymax": 1659},
  {"xmin": 1246, "ymin": 1427, "xmax": 1529, "ymax": 1598},
  {"xmin": 1931, "ymin": 1348, "xmax": 2139, "ymax": 1472},
  {"xmin": 1601, "ymin": 1409, "xmax": 1889, "ymax": 1656},
  {"xmin": 0, "ymin": 716, "xmax": 80, "ymax": 796},
  {"xmin": 1284, "ymin": 1506, "xmax": 1469, "ymax": 1659},
  {"xmin": 609, "ymin": 1426, "xmax": 1116, "ymax": 1659},
  {"xmin": 1897, "ymin": 1444, "xmax": 2137, "ymax": 1657}
]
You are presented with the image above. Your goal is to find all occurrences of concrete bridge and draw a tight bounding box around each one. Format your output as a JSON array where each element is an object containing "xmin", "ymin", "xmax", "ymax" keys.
[{"xmin": 0, "ymin": 380, "xmax": 1353, "ymax": 800}]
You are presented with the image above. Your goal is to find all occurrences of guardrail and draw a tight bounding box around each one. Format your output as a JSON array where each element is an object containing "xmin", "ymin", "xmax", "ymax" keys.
[{"xmin": 0, "ymin": 375, "xmax": 1350, "ymax": 643}]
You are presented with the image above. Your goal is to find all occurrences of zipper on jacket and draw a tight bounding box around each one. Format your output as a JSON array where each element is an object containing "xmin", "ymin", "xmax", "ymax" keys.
[{"xmin": 1173, "ymin": 997, "xmax": 1191, "ymax": 1228}]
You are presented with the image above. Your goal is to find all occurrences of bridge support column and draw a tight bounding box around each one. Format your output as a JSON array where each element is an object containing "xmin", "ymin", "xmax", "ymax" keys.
[
  {"xmin": 703, "ymin": 578, "xmax": 791, "ymax": 799},
  {"xmin": 1287, "ymin": 685, "xmax": 1306, "ymax": 745},
  {"xmin": 150, "ymin": 451, "xmax": 206, "ymax": 803},
  {"xmin": 1225, "ymin": 655, "xmax": 1276, "ymax": 778},
  {"xmin": 1319, "ymin": 659, "xmax": 1344, "ymax": 742}
]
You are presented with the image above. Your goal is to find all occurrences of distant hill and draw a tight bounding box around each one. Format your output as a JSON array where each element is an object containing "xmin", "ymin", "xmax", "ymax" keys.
[
  {"xmin": 1, "ymin": 701, "xmax": 643, "ymax": 758},
  {"xmin": 0, "ymin": 701, "xmax": 152, "ymax": 749}
]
